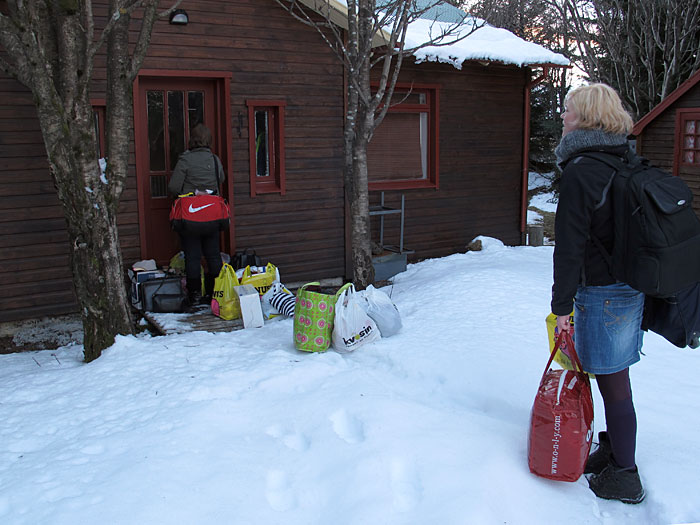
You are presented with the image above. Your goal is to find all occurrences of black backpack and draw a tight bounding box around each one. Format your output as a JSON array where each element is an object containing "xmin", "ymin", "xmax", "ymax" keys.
[
  {"xmin": 232, "ymin": 248, "xmax": 263, "ymax": 270},
  {"xmin": 580, "ymin": 151, "xmax": 700, "ymax": 298},
  {"xmin": 642, "ymin": 283, "xmax": 700, "ymax": 349}
]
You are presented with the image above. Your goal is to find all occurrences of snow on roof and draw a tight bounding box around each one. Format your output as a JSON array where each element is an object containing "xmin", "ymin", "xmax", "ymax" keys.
[
  {"xmin": 405, "ymin": 17, "xmax": 570, "ymax": 68},
  {"xmin": 305, "ymin": 0, "xmax": 569, "ymax": 68}
]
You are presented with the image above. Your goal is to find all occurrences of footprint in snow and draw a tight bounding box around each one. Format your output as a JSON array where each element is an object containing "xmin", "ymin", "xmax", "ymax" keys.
[
  {"xmin": 390, "ymin": 458, "xmax": 423, "ymax": 512},
  {"xmin": 265, "ymin": 425, "xmax": 310, "ymax": 451},
  {"xmin": 265, "ymin": 469, "xmax": 297, "ymax": 511},
  {"xmin": 329, "ymin": 409, "xmax": 365, "ymax": 444}
]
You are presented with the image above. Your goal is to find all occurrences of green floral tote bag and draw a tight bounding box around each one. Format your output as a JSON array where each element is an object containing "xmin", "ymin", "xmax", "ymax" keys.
[{"xmin": 294, "ymin": 282, "xmax": 351, "ymax": 352}]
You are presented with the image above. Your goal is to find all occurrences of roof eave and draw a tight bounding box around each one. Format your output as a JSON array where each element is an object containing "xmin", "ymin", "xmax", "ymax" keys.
[
  {"xmin": 633, "ymin": 69, "xmax": 700, "ymax": 136},
  {"xmin": 296, "ymin": 0, "xmax": 391, "ymax": 47}
]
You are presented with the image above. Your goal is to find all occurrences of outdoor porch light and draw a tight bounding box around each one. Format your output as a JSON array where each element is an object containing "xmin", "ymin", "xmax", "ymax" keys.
[{"xmin": 169, "ymin": 9, "xmax": 189, "ymax": 25}]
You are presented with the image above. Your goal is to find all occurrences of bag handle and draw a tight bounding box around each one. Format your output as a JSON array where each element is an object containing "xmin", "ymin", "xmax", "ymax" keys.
[
  {"xmin": 296, "ymin": 282, "xmax": 320, "ymax": 296},
  {"xmin": 335, "ymin": 282, "xmax": 353, "ymax": 300},
  {"xmin": 297, "ymin": 281, "xmax": 353, "ymax": 299},
  {"xmin": 543, "ymin": 330, "xmax": 586, "ymax": 377}
]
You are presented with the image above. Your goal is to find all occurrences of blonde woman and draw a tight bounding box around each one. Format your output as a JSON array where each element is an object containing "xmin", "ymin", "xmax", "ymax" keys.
[{"xmin": 551, "ymin": 83, "xmax": 644, "ymax": 504}]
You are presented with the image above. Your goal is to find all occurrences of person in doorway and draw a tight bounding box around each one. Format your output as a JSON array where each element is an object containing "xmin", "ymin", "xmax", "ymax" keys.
[
  {"xmin": 168, "ymin": 123, "xmax": 226, "ymax": 305},
  {"xmin": 551, "ymin": 83, "xmax": 645, "ymax": 504}
]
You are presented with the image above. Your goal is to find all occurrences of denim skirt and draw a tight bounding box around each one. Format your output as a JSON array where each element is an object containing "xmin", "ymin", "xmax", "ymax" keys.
[{"xmin": 573, "ymin": 283, "xmax": 644, "ymax": 375}]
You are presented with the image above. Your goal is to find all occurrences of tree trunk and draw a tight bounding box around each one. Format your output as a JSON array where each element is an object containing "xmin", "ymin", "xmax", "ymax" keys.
[
  {"xmin": 0, "ymin": 0, "xmax": 174, "ymax": 361},
  {"xmin": 34, "ymin": 89, "xmax": 133, "ymax": 363},
  {"xmin": 31, "ymin": 6, "xmax": 135, "ymax": 363},
  {"xmin": 348, "ymin": 103, "xmax": 375, "ymax": 289}
]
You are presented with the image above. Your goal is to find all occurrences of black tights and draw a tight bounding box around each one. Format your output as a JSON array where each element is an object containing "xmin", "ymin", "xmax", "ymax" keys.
[
  {"xmin": 180, "ymin": 231, "xmax": 223, "ymax": 281},
  {"xmin": 596, "ymin": 368, "xmax": 637, "ymax": 469}
]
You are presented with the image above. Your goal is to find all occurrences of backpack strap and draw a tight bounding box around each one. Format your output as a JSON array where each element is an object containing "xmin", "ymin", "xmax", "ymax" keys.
[{"xmin": 570, "ymin": 151, "xmax": 628, "ymax": 275}]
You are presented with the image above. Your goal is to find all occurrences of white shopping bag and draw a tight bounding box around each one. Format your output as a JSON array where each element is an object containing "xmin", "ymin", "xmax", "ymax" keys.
[
  {"xmin": 332, "ymin": 285, "xmax": 381, "ymax": 351},
  {"xmin": 357, "ymin": 285, "xmax": 402, "ymax": 337}
]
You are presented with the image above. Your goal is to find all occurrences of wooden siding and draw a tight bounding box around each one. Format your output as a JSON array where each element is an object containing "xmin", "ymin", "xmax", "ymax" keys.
[
  {"xmin": 0, "ymin": 0, "xmax": 530, "ymax": 323},
  {"xmin": 369, "ymin": 61, "xmax": 527, "ymax": 261},
  {"xmin": 637, "ymin": 81, "xmax": 700, "ymax": 215},
  {"xmin": 0, "ymin": 0, "xmax": 345, "ymax": 322}
]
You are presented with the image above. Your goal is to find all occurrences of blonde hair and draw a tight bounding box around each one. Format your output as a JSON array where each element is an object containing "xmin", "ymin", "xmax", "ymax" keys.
[{"xmin": 565, "ymin": 83, "xmax": 633, "ymax": 135}]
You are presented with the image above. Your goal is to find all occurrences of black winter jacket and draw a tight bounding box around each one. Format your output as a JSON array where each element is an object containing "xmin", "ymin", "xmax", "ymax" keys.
[{"xmin": 551, "ymin": 143, "xmax": 631, "ymax": 316}]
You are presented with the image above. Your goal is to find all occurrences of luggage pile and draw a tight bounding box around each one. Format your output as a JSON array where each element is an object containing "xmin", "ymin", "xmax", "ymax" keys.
[{"xmin": 128, "ymin": 248, "xmax": 402, "ymax": 352}]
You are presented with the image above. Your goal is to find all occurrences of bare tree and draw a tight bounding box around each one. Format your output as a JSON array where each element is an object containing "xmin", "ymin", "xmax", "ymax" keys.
[
  {"xmin": 0, "ymin": 0, "xmax": 179, "ymax": 362},
  {"xmin": 563, "ymin": 0, "xmax": 700, "ymax": 118},
  {"xmin": 276, "ymin": 0, "xmax": 480, "ymax": 288}
]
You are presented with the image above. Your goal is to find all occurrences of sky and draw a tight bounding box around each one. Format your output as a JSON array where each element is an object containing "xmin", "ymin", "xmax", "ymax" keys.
[{"xmin": 2, "ymin": 228, "xmax": 699, "ymax": 524}]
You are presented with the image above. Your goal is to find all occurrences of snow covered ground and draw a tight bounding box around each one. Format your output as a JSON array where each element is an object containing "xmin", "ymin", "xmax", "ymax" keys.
[
  {"xmin": 1, "ymin": 237, "xmax": 699, "ymax": 525},
  {"xmin": 527, "ymin": 171, "xmax": 557, "ymax": 227}
]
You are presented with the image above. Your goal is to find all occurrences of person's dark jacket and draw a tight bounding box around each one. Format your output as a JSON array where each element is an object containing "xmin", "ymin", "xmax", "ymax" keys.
[
  {"xmin": 168, "ymin": 147, "xmax": 225, "ymax": 196},
  {"xmin": 551, "ymin": 143, "xmax": 631, "ymax": 316}
]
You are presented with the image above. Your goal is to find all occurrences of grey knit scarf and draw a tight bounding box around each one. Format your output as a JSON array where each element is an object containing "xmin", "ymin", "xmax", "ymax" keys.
[{"xmin": 555, "ymin": 128, "xmax": 628, "ymax": 168}]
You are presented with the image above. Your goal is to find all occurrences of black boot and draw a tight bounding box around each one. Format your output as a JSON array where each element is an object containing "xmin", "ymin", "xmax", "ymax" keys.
[
  {"xmin": 186, "ymin": 278, "xmax": 202, "ymax": 309},
  {"xmin": 588, "ymin": 461, "xmax": 645, "ymax": 504},
  {"xmin": 584, "ymin": 431, "xmax": 612, "ymax": 475}
]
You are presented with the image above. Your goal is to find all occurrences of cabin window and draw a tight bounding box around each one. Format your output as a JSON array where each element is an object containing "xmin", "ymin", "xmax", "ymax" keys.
[
  {"xmin": 92, "ymin": 103, "xmax": 106, "ymax": 158},
  {"xmin": 145, "ymin": 89, "xmax": 206, "ymax": 197},
  {"xmin": 367, "ymin": 84, "xmax": 439, "ymax": 190},
  {"xmin": 247, "ymin": 100, "xmax": 286, "ymax": 196},
  {"xmin": 680, "ymin": 113, "xmax": 700, "ymax": 165}
]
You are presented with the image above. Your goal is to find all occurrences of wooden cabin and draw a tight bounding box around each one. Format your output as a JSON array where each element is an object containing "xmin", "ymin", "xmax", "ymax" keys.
[
  {"xmin": 0, "ymin": 0, "xmax": 566, "ymax": 323},
  {"xmin": 633, "ymin": 69, "xmax": 700, "ymax": 215}
]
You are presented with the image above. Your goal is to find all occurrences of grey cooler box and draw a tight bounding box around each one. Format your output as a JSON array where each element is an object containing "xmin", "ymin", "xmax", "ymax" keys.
[{"xmin": 140, "ymin": 276, "xmax": 186, "ymax": 312}]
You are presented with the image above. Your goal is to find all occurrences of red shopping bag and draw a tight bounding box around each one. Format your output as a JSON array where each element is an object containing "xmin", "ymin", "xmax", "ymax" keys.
[{"xmin": 528, "ymin": 330, "xmax": 594, "ymax": 482}]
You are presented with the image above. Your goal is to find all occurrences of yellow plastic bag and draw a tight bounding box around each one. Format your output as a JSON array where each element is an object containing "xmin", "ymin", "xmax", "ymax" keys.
[
  {"xmin": 169, "ymin": 251, "xmax": 206, "ymax": 294},
  {"xmin": 241, "ymin": 262, "xmax": 279, "ymax": 296},
  {"xmin": 211, "ymin": 263, "xmax": 241, "ymax": 320},
  {"xmin": 169, "ymin": 251, "xmax": 186, "ymax": 272}
]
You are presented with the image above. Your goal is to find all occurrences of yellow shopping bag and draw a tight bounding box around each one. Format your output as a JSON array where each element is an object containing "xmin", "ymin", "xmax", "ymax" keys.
[
  {"xmin": 211, "ymin": 263, "xmax": 241, "ymax": 320},
  {"xmin": 241, "ymin": 262, "xmax": 278, "ymax": 296},
  {"xmin": 169, "ymin": 251, "xmax": 206, "ymax": 295}
]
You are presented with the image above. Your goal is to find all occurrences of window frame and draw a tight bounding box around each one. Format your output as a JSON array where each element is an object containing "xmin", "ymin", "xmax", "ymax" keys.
[
  {"xmin": 675, "ymin": 108, "xmax": 700, "ymax": 173},
  {"xmin": 92, "ymin": 99, "xmax": 106, "ymax": 158},
  {"xmin": 368, "ymin": 83, "xmax": 440, "ymax": 191},
  {"xmin": 246, "ymin": 99, "xmax": 286, "ymax": 197}
]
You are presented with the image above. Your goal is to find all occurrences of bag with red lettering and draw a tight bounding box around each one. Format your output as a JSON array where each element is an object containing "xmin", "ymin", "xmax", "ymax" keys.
[
  {"xmin": 169, "ymin": 194, "xmax": 230, "ymax": 234},
  {"xmin": 528, "ymin": 330, "xmax": 594, "ymax": 482}
]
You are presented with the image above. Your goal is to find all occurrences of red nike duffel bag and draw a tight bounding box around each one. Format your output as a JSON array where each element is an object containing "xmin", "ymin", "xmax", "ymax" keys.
[{"xmin": 170, "ymin": 194, "xmax": 230, "ymax": 234}]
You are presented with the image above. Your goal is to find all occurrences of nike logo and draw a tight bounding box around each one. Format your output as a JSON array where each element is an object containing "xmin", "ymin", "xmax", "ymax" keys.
[{"xmin": 189, "ymin": 203, "xmax": 214, "ymax": 213}]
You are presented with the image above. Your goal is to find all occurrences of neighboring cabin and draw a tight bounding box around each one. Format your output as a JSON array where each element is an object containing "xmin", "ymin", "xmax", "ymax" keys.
[
  {"xmin": 0, "ymin": 0, "xmax": 567, "ymax": 323},
  {"xmin": 633, "ymin": 69, "xmax": 700, "ymax": 215}
]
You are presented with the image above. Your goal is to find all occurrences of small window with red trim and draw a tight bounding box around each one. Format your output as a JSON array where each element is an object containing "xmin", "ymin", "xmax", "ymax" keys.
[
  {"xmin": 367, "ymin": 84, "xmax": 439, "ymax": 190},
  {"xmin": 247, "ymin": 100, "xmax": 286, "ymax": 196},
  {"xmin": 92, "ymin": 102, "xmax": 106, "ymax": 158},
  {"xmin": 681, "ymin": 114, "xmax": 700, "ymax": 165}
]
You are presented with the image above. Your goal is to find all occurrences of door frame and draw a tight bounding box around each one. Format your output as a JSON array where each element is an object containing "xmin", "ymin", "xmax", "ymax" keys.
[{"xmin": 133, "ymin": 70, "xmax": 233, "ymax": 260}]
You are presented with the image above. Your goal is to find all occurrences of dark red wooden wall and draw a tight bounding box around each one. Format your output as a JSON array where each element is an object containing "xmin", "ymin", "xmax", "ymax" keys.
[
  {"xmin": 636, "ymin": 81, "xmax": 700, "ymax": 215},
  {"xmin": 0, "ymin": 0, "xmax": 529, "ymax": 323},
  {"xmin": 370, "ymin": 60, "xmax": 527, "ymax": 260}
]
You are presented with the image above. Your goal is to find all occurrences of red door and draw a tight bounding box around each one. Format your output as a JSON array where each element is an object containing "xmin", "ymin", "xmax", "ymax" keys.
[{"xmin": 136, "ymin": 78, "xmax": 219, "ymax": 264}]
